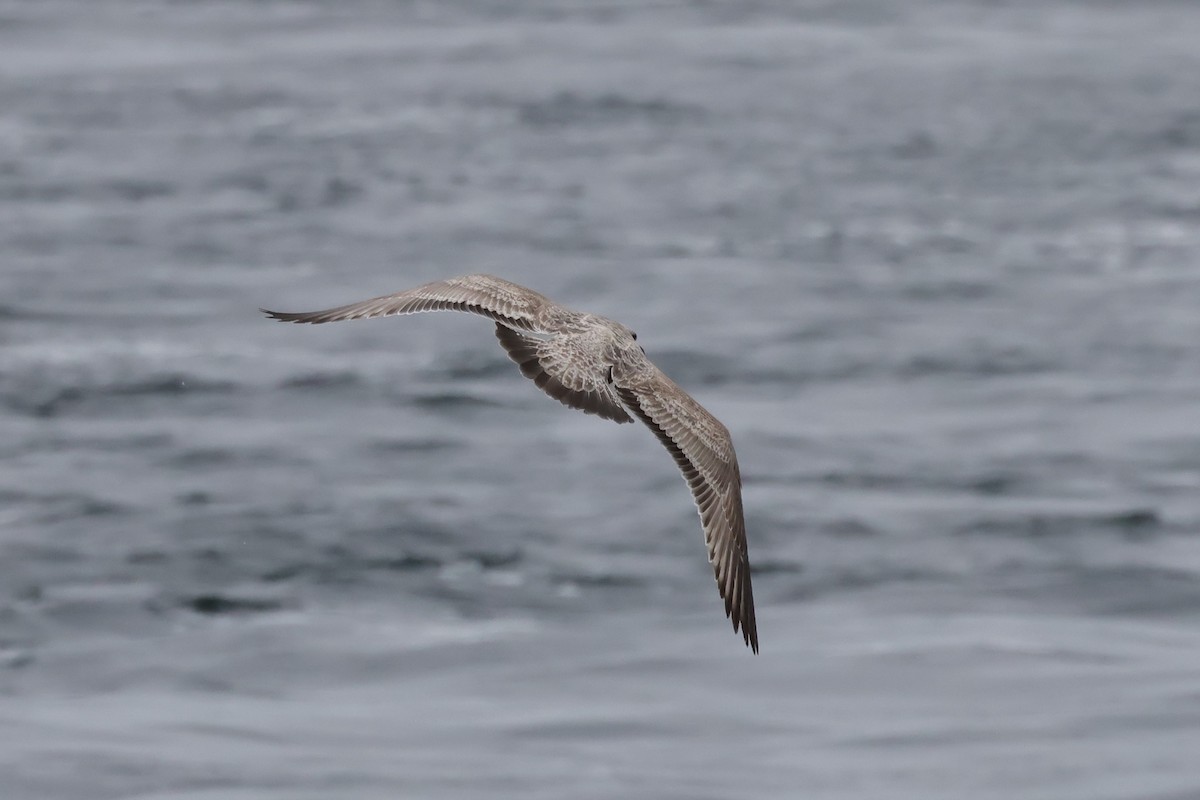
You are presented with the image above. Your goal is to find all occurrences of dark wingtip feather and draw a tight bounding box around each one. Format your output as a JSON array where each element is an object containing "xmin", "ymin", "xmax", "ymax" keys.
[
  {"xmin": 261, "ymin": 308, "xmax": 316, "ymax": 324},
  {"xmin": 719, "ymin": 553, "xmax": 757, "ymax": 654},
  {"xmin": 733, "ymin": 600, "xmax": 759, "ymax": 654},
  {"xmin": 742, "ymin": 573, "xmax": 759, "ymax": 654}
]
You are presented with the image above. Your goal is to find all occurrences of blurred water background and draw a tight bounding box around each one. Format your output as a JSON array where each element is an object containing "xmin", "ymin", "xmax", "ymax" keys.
[{"xmin": 3, "ymin": 1, "xmax": 1200, "ymax": 798}]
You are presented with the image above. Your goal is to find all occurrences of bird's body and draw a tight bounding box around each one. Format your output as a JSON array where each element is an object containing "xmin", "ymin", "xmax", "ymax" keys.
[{"xmin": 263, "ymin": 274, "xmax": 757, "ymax": 653}]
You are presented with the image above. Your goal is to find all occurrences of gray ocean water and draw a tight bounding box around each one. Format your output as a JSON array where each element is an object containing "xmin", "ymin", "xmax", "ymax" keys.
[{"xmin": 3, "ymin": 1, "xmax": 1200, "ymax": 798}]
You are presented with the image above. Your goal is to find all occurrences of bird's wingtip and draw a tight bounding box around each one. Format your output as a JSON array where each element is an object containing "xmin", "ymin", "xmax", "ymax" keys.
[
  {"xmin": 261, "ymin": 308, "xmax": 303, "ymax": 323},
  {"xmin": 741, "ymin": 622, "xmax": 759, "ymax": 654}
]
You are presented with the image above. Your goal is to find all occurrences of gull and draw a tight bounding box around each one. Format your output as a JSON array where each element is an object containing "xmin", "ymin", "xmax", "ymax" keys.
[{"xmin": 263, "ymin": 274, "xmax": 757, "ymax": 653}]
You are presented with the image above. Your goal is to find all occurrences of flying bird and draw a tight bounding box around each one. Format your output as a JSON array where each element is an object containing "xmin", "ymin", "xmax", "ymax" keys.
[{"xmin": 263, "ymin": 274, "xmax": 757, "ymax": 653}]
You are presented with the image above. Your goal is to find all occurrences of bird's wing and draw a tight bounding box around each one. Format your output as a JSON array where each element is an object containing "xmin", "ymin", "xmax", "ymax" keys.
[
  {"xmin": 261, "ymin": 274, "xmax": 556, "ymax": 331},
  {"xmin": 494, "ymin": 323, "xmax": 632, "ymax": 424},
  {"xmin": 613, "ymin": 366, "xmax": 757, "ymax": 653}
]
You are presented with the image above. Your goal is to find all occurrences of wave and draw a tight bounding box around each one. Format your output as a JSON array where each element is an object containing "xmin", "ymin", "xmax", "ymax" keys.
[
  {"xmin": 364, "ymin": 437, "xmax": 463, "ymax": 455},
  {"xmin": 408, "ymin": 390, "xmax": 508, "ymax": 411},
  {"xmin": 3, "ymin": 372, "xmax": 240, "ymax": 418},
  {"xmin": 279, "ymin": 370, "xmax": 363, "ymax": 390},
  {"xmin": 258, "ymin": 543, "xmax": 521, "ymax": 586},
  {"xmin": 897, "ymin": 346, "xmax": 1055, "ymax": 379},
  {"xmin": 184, "ymin": 594, "xmax": 289, "ymax": 616},
  {"xmin": 0, "ymin": 489, "xmax": 130, "ymax": 525},
  {"xmin": 994, "ymin": 563, "xmax": 1200, "ymax": 617},
  {"xmin": 957, "ymin": 508, "xmax": 1162, "ymax": 539},
  {"xmin": 518, "ymin": 91, "xmax": 704, "ymax": 128},
  {"xmin": 781, "ymin": 564, "xmax": 953, "ymax": 603}
]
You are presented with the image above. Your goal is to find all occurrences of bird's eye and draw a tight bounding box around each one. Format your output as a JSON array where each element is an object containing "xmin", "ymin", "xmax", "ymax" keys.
[{"xmin": 631, "ymin": 331, "xmax": 638, "ymax": 341}]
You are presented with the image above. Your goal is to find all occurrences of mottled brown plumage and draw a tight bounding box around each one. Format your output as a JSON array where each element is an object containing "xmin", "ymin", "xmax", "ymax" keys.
[{"xmin": 263, "ymin": 274, "xmax": 757, "ymax": 653}]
